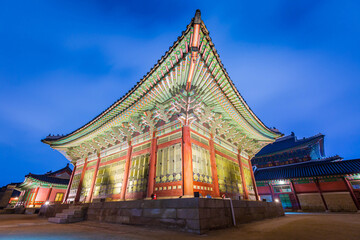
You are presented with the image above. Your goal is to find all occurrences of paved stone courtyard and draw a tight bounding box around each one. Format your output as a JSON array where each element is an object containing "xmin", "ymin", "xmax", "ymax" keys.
[{"xmin": 0, "ymin": 213, "xmax": 359, "ymax": 240}]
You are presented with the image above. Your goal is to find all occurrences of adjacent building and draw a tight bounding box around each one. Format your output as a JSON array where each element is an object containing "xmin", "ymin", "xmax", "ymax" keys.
[
  {"xmin": 42, "ymin": 10, "xmax": 282, "ymax": 203},
  {"xmin": 16, "ymin": 165, "xmax": 72, "ymax": 208},
  {"xmin": 253, "ymin": 133, "xmax": 360, "ymax": 212},
  {"xmin": 0, "ymin": 183, "xmax": 20, "ymax": 208}
]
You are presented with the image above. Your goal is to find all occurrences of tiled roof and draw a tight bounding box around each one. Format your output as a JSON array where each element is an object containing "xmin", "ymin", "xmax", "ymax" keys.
[
  {"xmin": 25, "ymin": 165, "xmax": 72, "ymax": 185},
  {"xmin": 255, "ymin": 133, "xmax": 324, "ymax": 157},
  {"xmin": 26, "ymin": 174, "xmax": 69, "ymax": 185},
  {"xmin": 254, "ymin": 157, "xmax": 359, "ymax": 181},
  {"xmin": 46, "ymin": 164, "xmax": 72, "ymax": 177}
]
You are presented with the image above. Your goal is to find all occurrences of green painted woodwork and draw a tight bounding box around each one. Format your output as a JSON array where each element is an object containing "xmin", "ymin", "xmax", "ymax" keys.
[
  {"xmin": 156, "ymin": 143, "xmax": 182, "ymax": 183},
  {"xmin": 94, "ymin": 160, "xmax": 125, "ymax": 197},
  {"xmin": 79, "ymin": 169, "xmax": 94, "ymax": 199},
  {"xmin": 215, "ymin": 154, "xmax": 242, "ymax": 194},
  {"xmin": 127, "ymin": 154, "xmax": 150, "ymax": 193},
  {"xmin": 243, "ymin": 166, "xmax": 254, "ymax": 194},
  {"xmin": 214, "ymin": 144, "xmax": 237, "ymax": 160},
  {"xmin": 192, "ymin": 144, "xmax": 212, "ymax": 183}
]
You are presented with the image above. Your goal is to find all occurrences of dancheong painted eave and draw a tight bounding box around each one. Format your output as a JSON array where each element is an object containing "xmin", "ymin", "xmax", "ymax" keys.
[{"xmin": 42, "ymin": 10, "xmax": 282, "ymax": 149}]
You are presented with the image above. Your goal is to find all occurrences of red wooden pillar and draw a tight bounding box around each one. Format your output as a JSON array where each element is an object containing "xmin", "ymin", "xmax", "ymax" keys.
[
  {"xmin": 75, "ymin": 158, "xmax": 88, "ymax": 203},
  {"xmin": 63, "ymin": 163, "xmax": 76, "ymax": 203},
  {"xmin": 146, "ymin": 131, "xmax": 158, "ymax": 198},
  {"xmin": 87, "ymin": 152, "xmax": 101, "ymax": 202},
  {"xmin": 269, "ymin": 182, "xmax": 275, "ymax": 202},
  {"xmin": 31, "ymin": 187, "xmax": 40, "ymax": 207},
  {"xmin": 238, "ymin": 150, "xmax": 249, "ymax": 200},
  {"xmin": 290, "ymin": 180, "xmax": 301, "ymax": 210},
  {"xmin": 120, "ymin": 141, "xmax": 133, "ymax": 200},
  {"xmin": 24, "ymin": 190, "xmax": 30, "ymax": 207},
  {"xmin": 248, "ymin": 156, "xmax": 260, "ymax": 200},
  {"xmin": 314, "ymin": 177, "xmax": 328, "ymax": 211},
  {"xmin": 46, "ymin": 186, "xmax": 53, "ymax": 202},
  {"xmin": 209, "ymin": 134, "xmax": 220, "ymax": 197},
  {"xmin": 182, "ymin": 125, "xmax": 194, "ymax": 197},
  {"xmin": 343, "ymin": 177, "xmax": 360, "ymax": 210}
]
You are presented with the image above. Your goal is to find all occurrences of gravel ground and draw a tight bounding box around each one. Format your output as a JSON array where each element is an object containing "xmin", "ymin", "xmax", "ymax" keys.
[{"xmin": 0, "ymin": 213, "xmax": 359, "ymax": 240}]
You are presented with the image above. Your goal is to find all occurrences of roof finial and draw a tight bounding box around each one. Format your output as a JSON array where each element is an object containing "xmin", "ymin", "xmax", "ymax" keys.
[{"xmin": 194, "ymin": 9, "xmax": 201, "ymax": 24}]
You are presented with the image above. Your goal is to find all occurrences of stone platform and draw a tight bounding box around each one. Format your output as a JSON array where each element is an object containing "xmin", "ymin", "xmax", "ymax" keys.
[{"xmin": 84, "ymin": 198, "xmax": 284, "ymax": 234}]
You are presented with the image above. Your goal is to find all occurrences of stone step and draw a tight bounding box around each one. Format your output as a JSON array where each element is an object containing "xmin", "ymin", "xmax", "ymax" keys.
[
  {"xmin": 48, "ymin": 205, "xmax": 87, "ymax": 224},
  {"xmin": 63, "ymin": 209, "xmax": 84, "ymax": 214},
  {"xmin": 56, "ymin": 212, "xmax": 84, "ymax": 218},
  {"xmin": 48, "ymin": 217, "xmax": 68, "ymax": 224},
  {"xmin": 55, "ymin": 213, "xmax": 68, "ymax": 218}
]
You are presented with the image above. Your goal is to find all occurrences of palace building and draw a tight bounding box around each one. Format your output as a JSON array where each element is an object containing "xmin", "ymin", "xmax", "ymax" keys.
[
  {"xmin": 253, "ymin": 133, "xmax": 360, "ymax": 212},
  {"xmin": 16, "ymin": 165, "xmax": 72, "ymax": 208},
  {"xmin": 42, "ymin": 10, "xmax": 282, "ymax": 203}
]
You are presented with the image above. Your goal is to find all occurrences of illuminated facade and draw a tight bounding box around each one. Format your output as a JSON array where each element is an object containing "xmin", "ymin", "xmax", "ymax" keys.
[
  {"xmin": 253, "ymin": 133, "xmax": 360, "ymax": 212},
  {"xmin": 15, "ymin": 165, "xmax": 72, "ymax": 208},
  {"xmin": 42, "ymin": 10, "xmax": 281, "ymax": 203}
]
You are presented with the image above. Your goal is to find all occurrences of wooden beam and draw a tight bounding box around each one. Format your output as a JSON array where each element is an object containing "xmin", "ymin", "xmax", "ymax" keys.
[
  {"xmin": 146, "ymin": 131, "xmax": 158, "ymax": 198},
  {"xmin": 209, "ymin": 134, "xmax": 220, "ymax": 197},
  {"xmin": 120, "ymin": 141, "xmax": 133, "ymax": 200},
  {"xmin": 182, "ymin": 125, "xmax": 194, "ymax": 197},
  {"xmin": 63, "ymin": 163, "xmax": 76, "ymax": 203}
]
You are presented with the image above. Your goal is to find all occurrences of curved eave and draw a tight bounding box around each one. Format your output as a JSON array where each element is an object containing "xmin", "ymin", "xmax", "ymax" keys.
[
  {"xmin": 198, "ymin": 22, "xmax": 280, "ymax": 140},
  {"xmin": 255, "ymin": 134, "xmax": 324, "ymax": 158},
  {"xmin": 43, "ymin": 19, "xmax": 195, "ymax": 146},
  {"xmin": 15, "ymin": 176, "xmax": 68, "ymax": 191},
  {"xmin": 43, "ymin": 15, "xmax": 281, "ymax": 148}
]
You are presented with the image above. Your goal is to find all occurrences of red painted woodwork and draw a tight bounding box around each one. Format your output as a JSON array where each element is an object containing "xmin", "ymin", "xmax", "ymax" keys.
[
  {"xmin": 157, "ymin": 138, "xmax": 182, "ymax": 150},
  {"xmin": 215, "ymin": 149, "xmax": 238, "ymax": 163},
  {"xmin": 99, "ymin": 155, "xmax": 127, "ymax": 167},
  {"xmin": 268, "ymin": 184, "xmax": 275, "ymax": 202},
  {"xmin": 186, "ymin": 21, "xmax": 200, "ymax": 91},
  {"xmin": 290, "ymin": 180, "xmax": 301, "ymax": 210},
  {"xmin": 158, "ymin": 128, "xmax": 182, "ymax": 138},
  {"xmin": 343, "ymin": 177, "xmax": 360, "ymax": 210},
  {"xmin": 63, "ymin": 163, "xmax": 76, "ymax": 203},
  {"xmin": 248, "ymin": 157, "xmax": 259, "ymax": 200},
  {"xmin": 190, "ymin": 129, "xmax": 210, "ymax": 142},
  {"xmin": 257, "ymin": 186, "xmax": 271, "ymax": 195},
  {"xmin": 120, "ymin": 142, "xmax": 133, "ymax": 200},
  {"xmin": 131, "ymin": 148, "xmax": 151, "ymax": 157},
  {"xmin": 209, "ymin": 136, "xmax": 220, "ymax": 197},
  {"xmin": 190, "ymin": 138, "xmax": 210, "ymax": 151},
  {"xmin": 238, "ymin": 150, "xmax": 249, "ymax": 200},
  {"xmin": 87, "ymin": 153, "xmax": 101, "ymax": 202},
  {"xmin": 193, "ymin": 181, "xmax": 214, "ymax": 197},
  {"xmin": 146, "ymin": 132, "xmax": 157, "ymax": 198},
  {"xmin": 182, "ymin": 126, "xmax": 194, "ymax": 197},
  {"xmin": 294, "ymin": 182, "xmax": 318, "ymax": 193},
  {"xmin": 31, "ymin": 187, "xmax": 40, "ymax": 206},
  {"xmin": 75, "ymin": 158, "xmax": 88, "ymax": 203},
  {"xmin": 314, "ymin": 177, "xmax": 328, "ymax": 211},
  {"xmin": 49, "ymin": 189, "xmax": 66, "ymax": 203},
  {"xmin": 126, "ymin": 191, "xmax": 146, "ymax": 200},
  {"xmin": 318, "ymin": 180, "xmax": 347, "ymax": 192},
  {"xmin": 46, "ymin": 187, "xmax": 52, "ymax": 202},
  {"xmin": 154, "ymin": 181, "xmax": 183, "ymax": 197}
]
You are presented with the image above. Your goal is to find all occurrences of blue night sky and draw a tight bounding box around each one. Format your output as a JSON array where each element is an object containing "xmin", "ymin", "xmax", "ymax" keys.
[{"xmin": 1, "ymin": 1, "xmax": 359, "ymax": 186}]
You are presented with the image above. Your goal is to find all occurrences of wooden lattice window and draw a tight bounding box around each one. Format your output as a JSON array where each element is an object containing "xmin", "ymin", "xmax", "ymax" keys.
[{"xmin": 54, "ymin": 193, "xmax": 64, "ymax": 202}]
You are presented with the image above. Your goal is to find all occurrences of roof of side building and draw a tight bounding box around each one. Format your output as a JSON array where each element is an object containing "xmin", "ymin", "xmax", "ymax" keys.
[{"xmin": 254, "ymin": 157, "xmax": 359, "ymax": 181}]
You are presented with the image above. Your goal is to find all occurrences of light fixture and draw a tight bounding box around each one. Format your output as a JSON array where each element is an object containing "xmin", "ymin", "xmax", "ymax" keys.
[
  {"xmin": 274, "ymin": 199, "xmax": 280, "ymax": 203},
  {"xmin": 278, "ymin": 180, "xmax": 285, "ymax": 185},
  {"xmin": 45, "ymin": 201, "xmax": 50, "ymax": 205}
]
